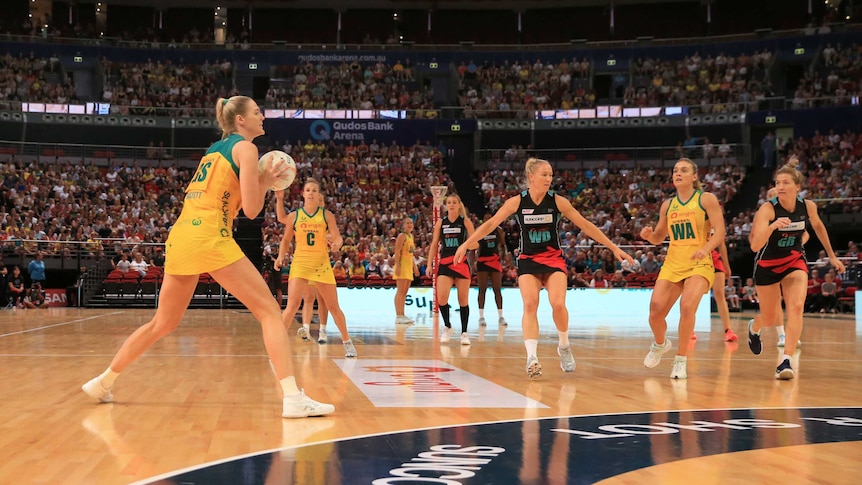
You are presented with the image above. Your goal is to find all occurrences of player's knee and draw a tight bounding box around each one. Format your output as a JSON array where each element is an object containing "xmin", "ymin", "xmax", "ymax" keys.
[
  {"xmin": 784, "ymin": 301, "xmax": 804, "ymax": 314},
  {"xmin": 523, "ymin": 299, "xmax": 539, "ymax": 312},
  {"xmin": 549, "ymin": 299, "xmax": 566, "ymax": 312},
  {"xmin": 679, "ymin": 299, "xmax": 699, "ymax": 316},
  {"xmin": 648, "ymin": 301, "xmax": 667, "ymax": 318}
]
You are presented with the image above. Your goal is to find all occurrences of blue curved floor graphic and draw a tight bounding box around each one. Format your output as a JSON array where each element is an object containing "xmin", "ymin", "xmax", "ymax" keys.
[{"xmin": 149, "ymin": 407, "xmax": 862, "ymax": 484}]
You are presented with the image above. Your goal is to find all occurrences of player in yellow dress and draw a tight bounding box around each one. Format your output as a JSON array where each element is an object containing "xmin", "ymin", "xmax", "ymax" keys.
[
  {"xmin": 275, "ymin": 178, "xmax": 356, "ymax": 358},
  {"xmin": 640, "ymin": 158, "xmax": 726, "ymax": 379},
  {"xmin": 277, "ymin": 190, "xmax": 329, "ymax": 344},
  {"xmin": 393, "ymin": 217, "xmax": 420, "ymax": 324},
  {"xmin": 83, "ymin": 96, "xmax": 335, "ymax": 418}
]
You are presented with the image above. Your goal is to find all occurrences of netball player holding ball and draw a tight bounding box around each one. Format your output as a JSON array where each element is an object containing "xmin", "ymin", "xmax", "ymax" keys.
[{"xmin": 83, "ymin": 96, "xmax": 335, "ymax": 418}]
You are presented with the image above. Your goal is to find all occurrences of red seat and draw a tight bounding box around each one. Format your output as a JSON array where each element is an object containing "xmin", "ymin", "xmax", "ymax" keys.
[{"xmin": 366, "ymin": 274, "xmax": 383, "ymax": 287}]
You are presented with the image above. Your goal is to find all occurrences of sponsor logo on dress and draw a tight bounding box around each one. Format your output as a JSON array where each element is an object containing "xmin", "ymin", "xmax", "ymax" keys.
[{"xmin": 524, "ymin": 214, "xmax": 554, "ymax": 224}]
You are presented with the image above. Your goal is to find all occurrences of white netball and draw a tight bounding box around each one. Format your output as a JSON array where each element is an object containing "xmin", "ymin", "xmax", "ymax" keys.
[{"xmin": 258, "ymin": 150, "xmax": 297, "ymax": 191}]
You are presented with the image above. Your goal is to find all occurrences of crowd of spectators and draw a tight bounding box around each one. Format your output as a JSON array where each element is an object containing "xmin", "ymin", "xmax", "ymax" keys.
[
  {"xmin": 0, "ymin": 140, "xmax": 452, "ymax": 288},
  {"xmin": 1, "ymin": 50, "xmax": 439, "ymax": 116},
  {"xmin": 2, "ymin": 38, "xmax": 860, "ymax": 118},
  {"xmin": 791, "ymin": 42, "xmax": 862, "ymax": 108},
  {"xmin": 458, "ymin": 58, "xmax": 595, "ymax": 119},
  {"xmin": 0, "ymin": 52, "xmax": 77, "ymax": 107},
  {"xmin": 454, "ymin": 48, "xmax": 786, "ymax": 119},
  {"xmin": 0, "ymin": 133, "xmax": 859, "ymax": 310},
  {"xmin": 723, "ymin": 128, "xmax": 862, "ymax": 253},
  {"xmin": 266, "ymin": 59, "xmax": 437, "ymax": 113},
  {"xmin": 101, "ymin": 57, "xmax": 235, "ymax": 116},
  {"xmin": 628, "ymin": 50, "xmax": 774, "ymax": 114}
]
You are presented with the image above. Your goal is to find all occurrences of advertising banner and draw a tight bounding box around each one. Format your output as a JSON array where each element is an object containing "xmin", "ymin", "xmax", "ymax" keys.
[
  {"xmin": 264, "ymin": 118, "xmax": 441, "ymax": 146},
  {"xmin": 335, "ymin": 287, "xmax": 711, "ymax": 332}
]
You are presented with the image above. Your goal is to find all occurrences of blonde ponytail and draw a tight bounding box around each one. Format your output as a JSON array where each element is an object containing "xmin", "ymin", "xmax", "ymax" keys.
[{"xmin": 215, "ymin": 96, "xmax": 253, "ymax": 139}]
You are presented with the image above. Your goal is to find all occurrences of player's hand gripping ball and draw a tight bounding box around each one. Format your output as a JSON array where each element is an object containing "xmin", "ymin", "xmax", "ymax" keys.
[{"xmin": 258, "ymin": 150, "xmax": 297, "ymax": 191}]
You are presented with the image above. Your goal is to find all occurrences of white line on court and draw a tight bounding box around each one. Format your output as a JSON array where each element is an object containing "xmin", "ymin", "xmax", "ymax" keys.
[{"xmin": 0, "ymin": 311, "xmax": 125, "ymax": 338}]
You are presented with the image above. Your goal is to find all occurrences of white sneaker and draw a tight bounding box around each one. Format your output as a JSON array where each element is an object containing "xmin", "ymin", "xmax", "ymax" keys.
[
  {"xmin": 644, "ymin": 339, "xmax": 672, "ymax": 368},
  {"xmin": 317, "ymin": 328, "xmax": 327, "ymax": 344},
  {"xmin": 440, "ymin": 326, "xmax": 453, "ymax": 343},
  {"xmin": 343, "ymin": 339, "xmax": 357, "ymax": 358},
  {"xmin": 558, "ymin": 346, "xmax": 576, "ymax": 372},
  {"xmin": 82, "ymin": 377, "xmax": 114, "ymax": 403},
  {"xmin": 460, "ymin": 332, "xmax": 471, "ymax": 346},
  {"xmin": 478, "ymin": 317, "xmax": 487, "ymax": 326},
  {"xmin": 777, "ymin": 334, "xmax": 786, "ymax": 347},
  {"xmin": 282, "ymin": 390, "xmax": 335, "ymax": 418},
  {"xmin": 670, "ymin": 356, "xmax": 687, "ymax": 379},
  {"xmin": 395, "ymin": 315, "xmax": 413, "ymax": 324},
  {"xmin": 297, "ymin": 326, "xmax": 311, "ymax": 341},
  {"xmin": 526, "ymin": 355, "xmax": 542, "ymax": 379},
  {"xmin": 498, "ymin": 317, "xmax": 508, "ymax": 326}
]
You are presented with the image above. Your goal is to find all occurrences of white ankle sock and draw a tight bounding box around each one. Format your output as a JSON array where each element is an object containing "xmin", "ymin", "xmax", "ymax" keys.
[
  {"xmin": 498, "ymin": 309, "xmax": 504, "ymax": 318},
  {"xmin": 777, "ymin": 325, "xmax": 785, "ymax": 336},
  {"xmin": 525, "ymin": 339, "xmax": 538, "ymax": 358},
  {"xmin": 99, "ymin": 369, "xmax": 119, "ymax": 388},
  {"xmin": 478, "ymin": 309, "xmax": 484, "ymax": 318},
  {"xmin": 280, "ymin": 376, "xmax": 299, "ymax": 397},
  {"xmin": 558, "ymin": 331, "xmax": 570, "ymax": 348}
]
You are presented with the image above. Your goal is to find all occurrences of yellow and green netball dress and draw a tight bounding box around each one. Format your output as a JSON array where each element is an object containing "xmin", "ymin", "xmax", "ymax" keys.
[
  {"xmin": 290, "ymin": 207, "xmax": 336, "ymax": 284},
  {"xmin": 164, "ymin": 134, "xmax": 246, "ymax": 275},
  {"xmin": 657, "ymin": 190, "xmax": 714, "ymax": 289},
  {"xmin": 393, "ymin": 233, "xmax": 415, "ymax": 280}
]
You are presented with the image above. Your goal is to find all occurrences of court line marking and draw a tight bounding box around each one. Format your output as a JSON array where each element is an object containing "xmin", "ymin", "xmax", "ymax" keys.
[
  {"xmin": 0, "ymin": 311, "xmax": 125, "ymax": 338},
  {"xmin": 130, "ymin": 404, "xmax": 862, "ymax": 485}
]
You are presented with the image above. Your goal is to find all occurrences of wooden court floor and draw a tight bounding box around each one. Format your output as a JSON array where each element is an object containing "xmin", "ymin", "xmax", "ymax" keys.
[{"xmin": 0, "ymin": 307, "xmax": 860, "ymax": 484}]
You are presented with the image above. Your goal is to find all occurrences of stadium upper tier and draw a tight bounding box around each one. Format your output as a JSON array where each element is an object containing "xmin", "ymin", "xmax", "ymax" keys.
[{"xmin": 0, "ymin": 26, "xmax": 859, "ymax": 119}]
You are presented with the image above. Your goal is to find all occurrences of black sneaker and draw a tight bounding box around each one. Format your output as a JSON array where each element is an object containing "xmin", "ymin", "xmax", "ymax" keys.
[
  {"xmin": 747, "ymin": 319, "xmax": 762, "ymax": 355},
  {"xmin": 775, "ymin": 359, "xmax": 795, "ymax": 380}
]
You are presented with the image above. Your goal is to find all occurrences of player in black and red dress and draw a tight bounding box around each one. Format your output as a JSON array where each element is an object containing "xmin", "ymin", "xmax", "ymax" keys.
[
  {"xmin": 428, "ymin": 194, "xmax": 477, "ymax": 345},
  {"xmin": 455, "ymin": 158, "xmax": 633, "ymax": 379},
  {"xmin": 475, "ymin": 222, "xmax": 508, "ymax": 327},
  {"xmin": 747, "ymin": 157, "xmax": 845, "ymax": 380}
]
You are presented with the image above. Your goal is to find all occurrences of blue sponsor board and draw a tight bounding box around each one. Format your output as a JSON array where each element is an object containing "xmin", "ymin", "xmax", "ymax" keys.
[
  {"xmin": 147, "ymin": 407, "xmax": 862, "ymax": 484},
  {"xmin": 263, "ymin": 119, "xmax": 467, "ymax": 146}
]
